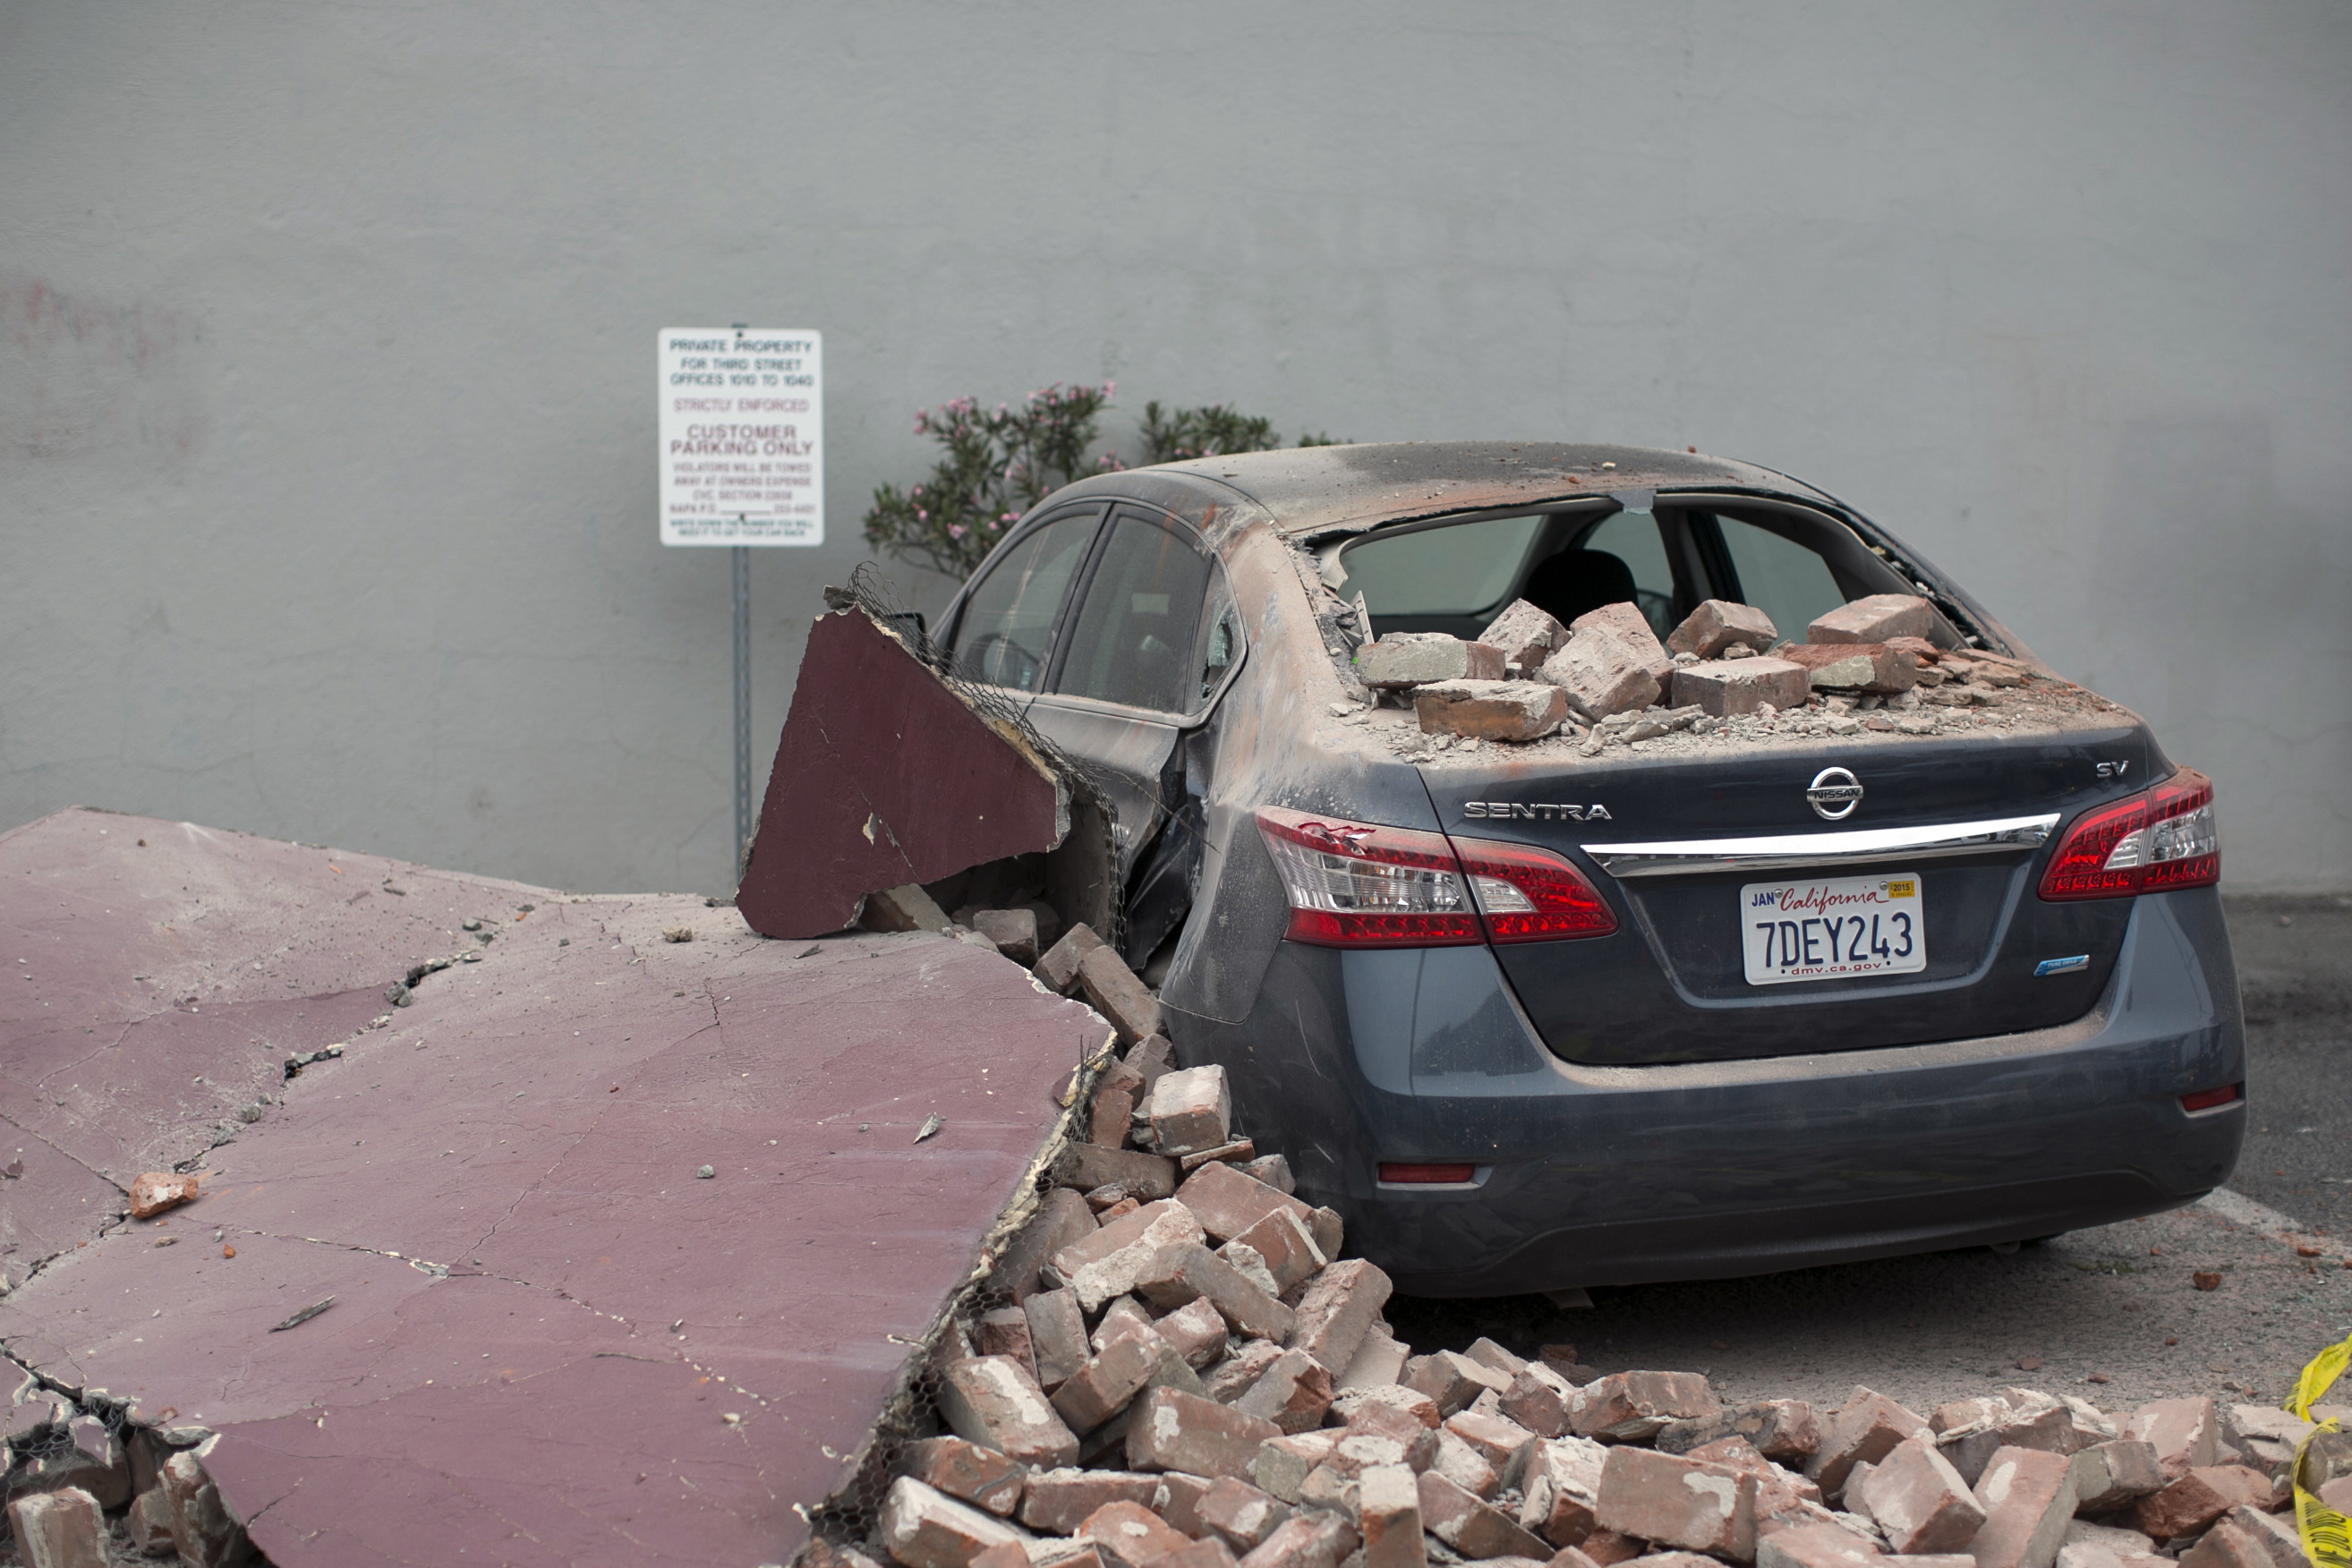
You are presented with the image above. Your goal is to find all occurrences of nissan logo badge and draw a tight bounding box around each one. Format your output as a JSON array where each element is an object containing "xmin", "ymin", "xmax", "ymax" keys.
[{"xmin": 1806, "ymin": 766, "xmax": 1864, "ymax": 821}]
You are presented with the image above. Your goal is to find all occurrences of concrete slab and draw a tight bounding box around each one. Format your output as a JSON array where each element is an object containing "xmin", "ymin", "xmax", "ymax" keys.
[{"xmin": 0, "ymin": 807, "xmax": 1109, "ymax": 1566}]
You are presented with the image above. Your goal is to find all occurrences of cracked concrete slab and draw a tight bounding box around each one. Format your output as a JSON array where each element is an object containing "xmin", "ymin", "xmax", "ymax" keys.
[{"xmin": 1, "ymin": 806, "xmax": 1108, "ymax": 1565}]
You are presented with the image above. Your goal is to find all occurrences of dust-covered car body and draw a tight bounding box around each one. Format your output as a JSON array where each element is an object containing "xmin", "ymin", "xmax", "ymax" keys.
[{"xmin": 930, "ymin": 442, "xmax": 2243, "ymax": 1296}]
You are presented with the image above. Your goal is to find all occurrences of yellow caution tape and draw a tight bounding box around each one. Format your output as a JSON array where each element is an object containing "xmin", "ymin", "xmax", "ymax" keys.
[{"xmin": 2285, "ymin": 1330, "xmax": 2351, "ymax": 1568}]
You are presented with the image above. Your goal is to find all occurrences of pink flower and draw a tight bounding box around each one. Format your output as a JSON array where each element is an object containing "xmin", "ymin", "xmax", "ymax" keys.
[
  {"xmin": 947, "ymin": 524, "xmax": 965, "ymax": 539},
  {"xmin": 915, "ymin": 507, "xmax": 926, "ymax": 521}
]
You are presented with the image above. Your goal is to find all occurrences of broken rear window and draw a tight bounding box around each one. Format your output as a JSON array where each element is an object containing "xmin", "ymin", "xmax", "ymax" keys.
[{"xmin": 1338, "ymin": 515, "xmax": 1544, "ymax": 618}]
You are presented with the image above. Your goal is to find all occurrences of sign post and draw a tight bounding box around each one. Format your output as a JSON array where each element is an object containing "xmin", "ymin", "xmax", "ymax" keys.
[{"xmin": 658, "ymin": 327, "xmax": 823, "ymax": 875}]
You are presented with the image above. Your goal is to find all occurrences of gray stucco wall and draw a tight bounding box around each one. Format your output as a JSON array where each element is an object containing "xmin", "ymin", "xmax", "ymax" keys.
[{"xmin": 4, "ymin": 4, "xmax": 2346, "ymax": 892}]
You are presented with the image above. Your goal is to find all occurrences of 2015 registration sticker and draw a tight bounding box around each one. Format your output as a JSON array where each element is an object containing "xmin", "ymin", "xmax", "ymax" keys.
[{"xmin": 1740, "ymin": 872, "xmax": 1925, "ymax": 984}]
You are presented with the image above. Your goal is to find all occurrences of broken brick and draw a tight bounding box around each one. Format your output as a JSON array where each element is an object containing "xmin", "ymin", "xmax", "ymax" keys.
[
  {"xmin": 125, "ymin": 1172, "xmax": 200, "ymax": 1220},
  {"xmin": 1133, "ymin": 1242, "xmax": 1297, "ymax": 1342},
  {"xmin": 993, "ymin": 1189, "xmax": 1099, "ymax": 1303},
  {"xmin": 1228, "ymin": 1209, "xmax": 1324, "ymax": 1296},
  {"xmin": 1340, "ymin": 1332, "xmax": 1411, "ymax": 1393},
  {"xmin": 1205, "ymin": 1340, "xmax": 1289, "ymax": 1405},
  {"xmin": 1235, "ymin": 1349, "xmax": 1334, "ymax": 1435},
  {"xmin": 1666, "ymin": 601, "xmax": 1779, "ymax": 661},
  {"xmin": 1416, "ymin": 680, "xmax": 1569, "ymax": 742},
  {"xmin": 1518, "ymin": 1436, "xmax": 1608, "ymax": 1547},
  {"xmin": 1180, "ymin": 1140, "xmax": 1257, "ymax": 1173},
  {"xmin": 1157, "ymin": 1541, "xmax": 1241, "ymax": 1568},
  {"xmin": 1659, "ymin": 1401, "xmax": 1821, "ymax": 1463},
  {"xmin": 1570, "ymin": 1371, "xmax": 1721, "ymax": 1444},
  {"xmin": 881, "ymin": 1477, "xmax": 1032, "ymax": 1568},
  {"xmin": 1539, "ymin": 626, "xmax": 1661, "ymax": 721},
  {"xmin": 906, "ymin": 1436, "xmax": 1029, "ymax": 1518},
  {"xmin": 1359, "ymin": 1463, "xmax": 1427, "ymax": 1568},
  {"xmin": 1359, "ymin": 635, "xmax": 1508, "ymax": 689},
  {"xmin": 4, "ymin": 1486, "xmax": 105, "ymax": 1568},
  {"xmin": 1254, "ymin": 1432, "xmax": 1342, "ymax": 1502},
  {"xmin": 1079, "ymin": 946, "xmax": 1163, "ymax": 1049},
  {"xmin": 1176, "ymin": 1162, "xmax": 1313, "ymax": 1244},
  {"xmin": 1332, "ymin": 1384, "xmax": 1442, "ymax": 1430},
  {"xmin": 1238, "ymin": 1509, "xmax": 1359, "ymax": 1568},
  {"xmin": 1593, "ymin": 1446, "xmax": 1757, "ymax": 1560},
  {"xmin": 2175, "ymin": 1522, "xmax": 2276, "ymax": 1568},
  {"xmin": 1059, "ymin": 1144, "xmax": 1180, "ymax": 1202},
  {"xmin": 1026, "ymin": 1287, "xmax": 1091, "ymax": 1392},
  {"xmin": 1053, "ymin": 1200, "xmax": 1210, "ymax": 1312},
  {"xmin": 1307, "ymin": 1206, "xmax": 1344, "ymax": 1260},
  {"xmin": 1433, "ymin": 1429, "xmax": 1502, "ymax": 1498},
  {"xmin": 1807, "ymin": 594, "xmax": 1937, "ymax": 645},
  {"xmin": 1053, "ymin": 1327, "xmax": 1184, "ymax": 1434},
  {"xmin": 1968, "ymin": 1447, "xmax": 2076, "ymax": 1568},
  {"xmin": 1079, "ymin": 1499, "xmax": 1194, "ymax": 1568},
  {"xmin": 1222, "ymin": 1236, "xmax": 1289, "ymax": 1300},
  {"xmin": 1155, "ymin": 1296, "xmax": 1231, "ymax": 1368},
  {"xmin": 1407, "ymin": 1352, "xmax": 1512, "ymax": 1418},
  {"xmin": 2067, "ymin": 1440, "xmax": 2166, "ymax": 1513},
  {"xmin": 125, "ymin": 1487, "xmax": 176, "ymax": 1557},
  {"xmin": 1754, "ymin": 1521, "xmax": 1881, "ymax": 1568},
  {"xmin": 1446, "ymin": 1410, "xmax": 1540, "ymax": 1488},
  {"xmin": 1579, "ymin": 1530, "xmax": 1645, "ymax": 1566},
  {"xmin": 1572, "ymin": 603, "xmax": 1677, "ymax": 691},
  {"xmin": 863, "ymin": 882, "xmax": 954, "ymax": 933},
  {"xmin": 1850, "ymin": 1436, "xmax": 1984, "ymax": 1555},
  {"xmin": 1239, "ymin": 1154, "xmax": 1294, "ymax": 1194},
  {"xmin": 1035, "ymin": 923, "xmax": 1107, "ymax": 993},
  {"xmin": 1128, "ymin": 1386, "xmax": 1283, "ymax": 1481},
  {"xmin": 1091, "ymin": 1084, "xmax": 1138, "ymax": 1149},
  {"xmin": 2213, "ymin": 1506, "xmax": 2307, "ymax": 1568},
  {"xmin": 1294, "ymin": 1460, "xmax": 1359, "ymax": 1519},
  {"xmin": 1197, "ymin": 1476, "xmax": 1293, "ymax": 1552},
  {"xmin": 1348, "ymin": 1403, "xmax": 1441, "ymax": 1469},
  {"xmin": 971, "ymin": 908, "xmax": 1039, "ymax": 966},
  {"xmin": 1325, "ymin": 1432, "xmax": 1413, "ymax": 1479},
  {"xmin": 938, "ymin": 1356, "xmax": 1080, "ymax": 1469},
  {"xmin": 1939, "ymin": 1398, "xmax": 2075, "ymax": 1486},
  {"xmin": 976, "ymin": 1308, "xmax": 1040, "ymax": 1385},
  {"xmin": 2123, "ymin": 1399, "xmax": 2217, "ymax": 1483},
  {"xmin": 1287, "ymin": 1258, "xmax": 1393, "ymax": 1375},
  {"xmin": 2128, "ymin": 1466, "xmax": 2275, "ymax": 1543},
  {"xmin": 1146, "ymin": 1066, "xmax": 1232, "ymax": 1156},
  {"xmin": 1479, "ymin": 601, "xmax": 1572, "ymax": 675},
  {"xmin": 1500, "ymin": 1366, "xmax": 1578, "ymax": 1438},
  {"xmin": 158, "ymin": 1451, "xmax": 246, "ymax": 1568},
  {"xmin": 1419, "ymin": 1469, "xmax": 1553, "ymax": 1561},
  {"xmin": 1685, "ymin": 1437, "xmax": 1817, "ymax": 1521},
  {"xmin": 1668, "ymin": 658, "xmax": 1811, "ymax": 718},
  {"xmin": 1777, "ymin": 642, "xmax": 1919, "ymax": 695},
  {"xmin": 1805, "ymin": 1388, "xmax": 1930, "ymax": 1497}
]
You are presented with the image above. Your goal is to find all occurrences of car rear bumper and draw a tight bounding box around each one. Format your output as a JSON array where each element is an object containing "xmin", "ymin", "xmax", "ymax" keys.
[{"xmin": 1180, "ymin": 886, "xmax": 2243, "ymax": 1297}]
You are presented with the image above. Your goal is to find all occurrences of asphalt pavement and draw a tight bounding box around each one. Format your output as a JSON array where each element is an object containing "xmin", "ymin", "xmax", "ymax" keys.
[{"xmin": 1389, "ymin": 892, "xmax": 2352, "ymax": 1417}]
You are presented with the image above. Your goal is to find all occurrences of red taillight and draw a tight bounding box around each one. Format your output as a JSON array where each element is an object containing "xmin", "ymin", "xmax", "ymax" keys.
[
  {"xmin": 1453, "ymin": 834, "xmax": 1619, "ymax": 942},
  {"xmin": 2178, "ymin": 1084, "xmax": 2240, "ymax": 1112},
  {"xmin": 1256, "ymin": 807, "xmax": 1482, "ymax": 947},
  {"xmin": 1256, "ymin": 807, "xmax": 1617, "ymax": 948},
  {"xmin": 1379, "ymin": 1162, "xmax": 1476, "ymax": 1184},
  {"xmin": 2040, "ymin": 768, "xmax": 2219, "ymax": 900}
]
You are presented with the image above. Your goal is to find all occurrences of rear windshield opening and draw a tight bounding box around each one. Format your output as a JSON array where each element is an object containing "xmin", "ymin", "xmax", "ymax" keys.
[{"xmin": 1334, "ymin": 499, "xmax": 1929, "ymax": 648}]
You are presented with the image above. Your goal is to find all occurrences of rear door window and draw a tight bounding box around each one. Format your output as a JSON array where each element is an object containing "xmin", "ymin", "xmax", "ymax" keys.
[
  {"xmin": 1710, "ymin": 516, "xmax": 1848, "ymax": 643},
  {"xmin": 946, "ymin": 507, "xmax": 1102, "ymax": 693},
  {"xmin": 1054, "ymin": 511, "xmax": 1214, "ymax": 712}
]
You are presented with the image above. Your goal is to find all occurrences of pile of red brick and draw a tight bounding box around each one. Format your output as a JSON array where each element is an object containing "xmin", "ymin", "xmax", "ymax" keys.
[
  {"xmin": 810, "ymin": 974, "xmax": 2326, "ymax": 1568},
  {"xmin": 1348, "ymin": 592, "xmax": 2054, "ymax": 746}
]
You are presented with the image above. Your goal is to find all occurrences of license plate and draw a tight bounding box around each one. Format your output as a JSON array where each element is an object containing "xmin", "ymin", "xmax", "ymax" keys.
[{"xmin": 1741, "ymin": 872, "xmax": 1925, "ymax": 985}]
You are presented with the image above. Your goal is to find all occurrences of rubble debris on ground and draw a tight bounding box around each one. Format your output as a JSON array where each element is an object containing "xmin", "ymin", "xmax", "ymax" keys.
[
  {"xmin": 796, "ymin": 948, "xmax": 2339, "ymax": 1568},
  {"xmin": 1, "ymin": 805, "xmax": 1111, "ymax": 1567},
  {"xmin": 1328, "ymin": 592, "xmax": 2130, "ymax": 762}
]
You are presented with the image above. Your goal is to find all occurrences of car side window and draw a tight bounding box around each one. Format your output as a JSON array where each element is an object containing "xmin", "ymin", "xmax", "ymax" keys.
[
  {"xmin": 947, "ymin": 507, "xmax": 1101, "ymax": 693},
  {"xmin": 1712, "ymin": 516, "xmax": 1848, "ymax": 643},
  {"xmin": 1055, "ymin": 511, "xmax": 1213, "ymax": 712},
  {"xmin": 1193, "ymin": 569, "xmax": 1243, "ymax": 709}
]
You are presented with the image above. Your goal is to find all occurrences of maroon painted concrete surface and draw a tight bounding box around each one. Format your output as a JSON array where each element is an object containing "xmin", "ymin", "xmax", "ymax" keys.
[
  {"xmin": 737, "ymin": 609, "xmax": 1067, "ymax": 940},
  {"xmin": 0, "ymin": 808, "xmax": 1108, "ymax": 1566}
]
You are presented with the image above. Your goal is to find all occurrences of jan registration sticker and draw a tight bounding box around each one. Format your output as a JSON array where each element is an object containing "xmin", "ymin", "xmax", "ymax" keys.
[{"xmin": 1740, "ymin": 872, "xmax": 1925, "ymax": 985}]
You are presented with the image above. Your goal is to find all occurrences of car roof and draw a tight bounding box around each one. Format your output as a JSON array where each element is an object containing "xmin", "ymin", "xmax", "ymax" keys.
[{"xmin": 1073, "ymin": 440, "xmax": 1839, "ymax": 539}]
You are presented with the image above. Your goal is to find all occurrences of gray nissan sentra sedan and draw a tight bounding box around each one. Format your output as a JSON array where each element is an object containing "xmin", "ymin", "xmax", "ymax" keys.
[{"xmin": 929, "ymin": 442, "xmax": 2244, "ymax": 1297}]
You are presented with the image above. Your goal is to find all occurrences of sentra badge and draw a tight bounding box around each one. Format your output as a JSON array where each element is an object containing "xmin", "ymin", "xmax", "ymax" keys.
[{"xmin": 1461, "ymin": 802, "xmax": 1612, "ymax": 822}]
